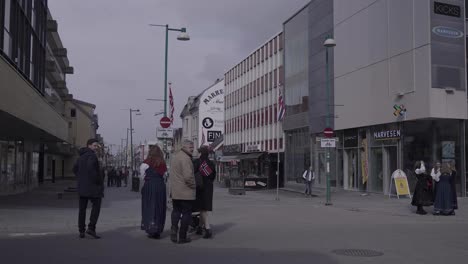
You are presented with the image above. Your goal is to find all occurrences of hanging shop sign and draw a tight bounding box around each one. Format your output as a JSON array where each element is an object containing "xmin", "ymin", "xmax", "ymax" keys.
[
  {"xmin": 373, "ymin": 129, "xmax": 401, "ymax": 141},
  {"xmin": 246, "ymin": 144, "xmax": 261, "ymax": 152}
]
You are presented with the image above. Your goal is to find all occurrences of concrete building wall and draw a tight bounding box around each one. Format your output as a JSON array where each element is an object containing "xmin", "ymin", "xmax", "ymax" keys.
[
  {"xmin": 333, "ymin": 0, "xmax": 467, "ymax": 130},
  {"xmin": 0, "ymin": 56, "xmax": 69, "ymax": 141}
]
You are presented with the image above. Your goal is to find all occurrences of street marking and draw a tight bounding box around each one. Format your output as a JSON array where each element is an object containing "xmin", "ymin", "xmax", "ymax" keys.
[{"xmin": 8, "ymin": 232, "xmax": 57, "ymax": 237}]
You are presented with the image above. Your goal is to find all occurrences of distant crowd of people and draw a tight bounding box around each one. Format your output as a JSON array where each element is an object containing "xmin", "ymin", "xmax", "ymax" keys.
[{"xmin": 104, "ymin": 167, "xmax": 129, "ymax": 188}]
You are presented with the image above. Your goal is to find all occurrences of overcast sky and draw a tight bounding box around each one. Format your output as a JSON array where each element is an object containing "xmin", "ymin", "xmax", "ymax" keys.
[{"xmin": 48, "ymin": 0, "xmax": 309, "ymax": 152}]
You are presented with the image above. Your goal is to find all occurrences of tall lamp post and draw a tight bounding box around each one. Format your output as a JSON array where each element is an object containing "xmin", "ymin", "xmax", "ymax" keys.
[
  {"xmin": 323, "ymin": 36, "xmax": 336, "ymax": 206},
  {"xmin": 149, "ymin": 24, "xmax": 190, "ymax": 116},
  {"xmin": 129, "ymin": 109, "xmax": 140, "ymax": 172}
]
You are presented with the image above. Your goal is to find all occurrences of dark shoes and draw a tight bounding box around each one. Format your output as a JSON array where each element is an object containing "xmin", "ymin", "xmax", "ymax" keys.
[
  {"xmin": 178, "ymin": 237, "xmax": 192, "ymax": 244},
  {"xmin": 416, "ymin": 209, "xmax": 427, "ymax": 215},
  {"xmin": 203, "ymin": 228, "xmax": 212, "ymax": 239},
  {"xmin": 170, "ymin": 226, "xmax": 178, "ymax": 243},
  {"xmin": 195, "ymin": 226, "xmax": 203, "ymax": 235},
  {"xmin": 79, "ymin": 232, "xmax": 85, "ymax": 238},
  {"xmin": 86, "ymin": 229, "xmax": 101, "ymax": 239},
  {"xmin": 147, "ymin": 233, "xmax": 161, "ymax": 239}
]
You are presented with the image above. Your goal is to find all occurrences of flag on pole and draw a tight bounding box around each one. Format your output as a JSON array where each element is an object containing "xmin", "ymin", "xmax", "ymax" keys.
[
  {"xmin": 200, "ymin": 129, "xmax": 206, "ymax": 147},
  {"xmin": 169, "ymin": 83, "xmax": 175, "ymax": 124},
  {"xmin": 277, "ymin": 88, "xmax": 285, "ymax": 121}
]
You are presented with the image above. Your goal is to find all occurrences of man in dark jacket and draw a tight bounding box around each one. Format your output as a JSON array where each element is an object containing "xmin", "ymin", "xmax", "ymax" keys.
[{"xmin": 73, "ymin": 139, "xmax": 104, "ymax": 239}]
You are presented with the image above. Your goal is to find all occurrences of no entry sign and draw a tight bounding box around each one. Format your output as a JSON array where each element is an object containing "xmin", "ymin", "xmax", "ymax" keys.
[{"xmin": 160, "ymin": 116, "xmax": 171, "ymax": 128}]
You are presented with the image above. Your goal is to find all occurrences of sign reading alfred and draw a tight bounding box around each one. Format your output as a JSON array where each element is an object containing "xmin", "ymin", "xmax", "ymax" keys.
[{"xmin": 373, "ymin": 130, "xmax": 401, "ymax": 140}]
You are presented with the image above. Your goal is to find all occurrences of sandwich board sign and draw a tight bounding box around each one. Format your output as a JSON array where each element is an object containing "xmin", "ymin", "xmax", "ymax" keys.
[{"xmin": 389, "ymin": 169, "xmax": 411, "ymax": 199}]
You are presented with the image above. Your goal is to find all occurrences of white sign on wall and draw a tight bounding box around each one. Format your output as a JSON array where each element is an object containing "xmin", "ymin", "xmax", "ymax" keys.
[{"xmin": 198, "ymin": 81, "xmax": 224, "ymax": 147}]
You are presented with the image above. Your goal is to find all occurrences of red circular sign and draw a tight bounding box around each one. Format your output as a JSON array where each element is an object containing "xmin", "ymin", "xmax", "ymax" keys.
[
  {"xmin": 323, "ymin": 127, "xmax": 334, "ymax": 138},
  {"xmin": 160, "ymin": 117, "xmax": 171, "ymax": 128}
]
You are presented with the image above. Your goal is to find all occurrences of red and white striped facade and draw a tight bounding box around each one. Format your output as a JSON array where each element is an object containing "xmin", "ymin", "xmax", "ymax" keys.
[{"xmin": 224, "ymin": 32, "xmax": 285, "ymax": 153}]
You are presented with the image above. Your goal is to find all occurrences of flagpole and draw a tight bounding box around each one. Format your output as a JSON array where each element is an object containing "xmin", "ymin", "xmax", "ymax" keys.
[{"xmin": 276, "ymin": 119, "xmax": 280, "ymax": 201}]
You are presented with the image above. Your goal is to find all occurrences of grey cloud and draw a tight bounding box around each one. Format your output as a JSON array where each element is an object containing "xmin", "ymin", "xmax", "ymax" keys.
[{"xmin": 48, "ymin": 0, "xmax": 309, "ymax": 148}]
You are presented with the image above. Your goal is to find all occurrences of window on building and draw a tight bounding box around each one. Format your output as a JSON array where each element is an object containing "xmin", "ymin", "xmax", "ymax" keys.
[
  {"xmin": 274, "ymin": 36, "xmax": 278, "ymax": 54},
  {"xmin": 70, "ymin": 109, "xmax": 76, "ymax": 118},
  {"xmin": 274, "ymin": 139, "xmax": 277, "ymax": 150},
  {"xmin": 279, "ymin": 66, "xmax": 284, "ymax": 85},
  {"xmin": 269, "ymin": 72, "xmax": 273, "ymax": 91},
  {"xmin": 279, "ymin": 33, "xmax": 284, "ymax": 51},
  {"xmin": 280, "ymin": 138, "xmax": 283, "ymax": 149},
  {"xmin": 269, "ymin": 40, "xmax": 273, "ymax": 57},
  {"xmin": 274, "ymin": 69, "xmax": 278, "ymax": 88},
  {"xmin": 274, "ymin": 104, "xmax": 278, "ymax": 123}
]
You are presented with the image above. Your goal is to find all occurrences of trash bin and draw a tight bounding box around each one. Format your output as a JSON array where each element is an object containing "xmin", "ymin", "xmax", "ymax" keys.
[{"xmin": 131, "ymin": 177, "xmax": 140, "ymax": 192}]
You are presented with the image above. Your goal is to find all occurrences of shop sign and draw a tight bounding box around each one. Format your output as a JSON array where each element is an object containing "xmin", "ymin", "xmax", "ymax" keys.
[
  {"xmin": 223, "ymin": 144, "xmax": 242, "ymax": 155},
  {"xmin": 390, "ymin": 169, "xmax": 411, "ymax": 198},
  {"xmin": 434, "ymin": 2, "xmax": 461, "ymax": 18},
  {"xmin": 432, "ymin": 26, "xmax": 464, "ymax": 38},
  {"xmin": 373, "ymin": 130, "xmax": 401, "ymax": 140},
  {"xmin": 246, "ymin": 144, "xmax": 261, "ymax": 152},
  {"xmin": 207, "ymin": 131, "xmax": 221, "ymax": 142}
]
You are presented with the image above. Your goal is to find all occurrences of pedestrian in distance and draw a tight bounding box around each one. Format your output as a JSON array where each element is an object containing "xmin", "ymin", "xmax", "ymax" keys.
[
  {"xmin": 433, "ymin": 162, "xmax": 456, "ymax": 216},
  {"xmin": 169, "ymin": 140, "xmax": 196, "ymax": 244},
  {"xmin": 302, "ymin": 166, "xmax": 315, "ymax": 197},
  {"xmin": 192, "ymin": 146, "xmax": 216, "ymax": 239},
  {"xmin": 449, "ymin": 161, "xmax": 458, "ymax": 210},
  {"xmin": 140, "ymin": 145, "xmax": 167, "ymax": 239},
  {"xmin": 411, "ymin": 160, "xmax": 434, "ymax": 215},
  {"xmin": 73, "ymin": 139, "xmax": 104, "ymax": 239}
]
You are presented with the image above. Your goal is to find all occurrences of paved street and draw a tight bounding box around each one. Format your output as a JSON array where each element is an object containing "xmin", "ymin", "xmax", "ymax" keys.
[{"xmin": 0, "ymin": 180, "xmax": 467, "ymax": 264}]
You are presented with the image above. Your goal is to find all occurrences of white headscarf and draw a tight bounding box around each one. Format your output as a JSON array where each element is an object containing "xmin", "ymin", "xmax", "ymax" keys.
[{"xmin": 415, "ymin": 161, "xmax": 426, "ymax": 175}]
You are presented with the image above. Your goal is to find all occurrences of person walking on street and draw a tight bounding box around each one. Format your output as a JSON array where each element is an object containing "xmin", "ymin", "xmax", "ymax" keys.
[
  {"xmin": 193, "ymin": 146, "xmax": 216, "ymax": 239},
  {"xmin": 302, "ymin": 166, "xmax": 315, "ymax": 197},
  {"xmin": 411, "ymin": 160, "xmax": 433, "ymax": 215},
  {"xmin": 73, "ymin": 139, "xmax": 104, "ymax": 239},
  {"xmin": 169, "ymin": 140, "xmax": 196, "ymax": 244},
  {"xmin": 140, "ymin": 146, "xmax": 167, "ymax": 239}
]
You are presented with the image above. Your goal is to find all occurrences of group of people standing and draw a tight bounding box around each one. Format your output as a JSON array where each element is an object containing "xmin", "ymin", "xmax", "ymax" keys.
[
  {"xmin": 106, "ymin": 167, "xmax": 129, "ymax": 187},
  {"xmin": 140, "ymin": 140, "xmax": 216, "ymax": 243},
  {"xmin": 411, "ymin": 160, "xmax": 458, "ymax": 215}
]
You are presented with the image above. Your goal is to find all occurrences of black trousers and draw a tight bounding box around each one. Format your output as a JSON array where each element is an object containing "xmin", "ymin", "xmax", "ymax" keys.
[
  {"xmin": 171, "ymin": 200, "xmax": 193, "ymax": 236},
  {"xmin": 78, "ymin": 197, "xmax": 102, "ymax": 233}
]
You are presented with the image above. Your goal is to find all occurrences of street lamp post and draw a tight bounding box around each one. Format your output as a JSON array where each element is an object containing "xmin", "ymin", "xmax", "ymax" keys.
[
  {"xmin": 149, "ymin": 24, "xmax": 190, "ymax": 116},
  {"xmin": 129, "ymin": 109, "xmax": 140, "ymax": 172},
  {"xmin": 323, "ymin": 36, "xmax": 336, "ymax": 206}
]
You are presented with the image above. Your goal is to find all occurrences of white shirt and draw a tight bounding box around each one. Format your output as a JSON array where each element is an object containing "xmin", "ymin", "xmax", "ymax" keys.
[
  {"xmin": 431, "ymin": 168, "xmax": 441, "ymax": 182},
  {"xmin": 415, "ymin": 162, "xmax": 426, "ymax": 175},
  {"xmin": 302, "ymin": 170, "xmax": 315, "ymax": 181},
  {"xmin": 139, "ymin": 163, "xmax": 149, "ymax": 182}
]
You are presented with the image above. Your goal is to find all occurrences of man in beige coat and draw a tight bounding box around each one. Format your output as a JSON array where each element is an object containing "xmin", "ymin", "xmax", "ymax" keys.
[{"xmin": 169, "ymin": 140, "xmax": 196, "ymax": 244}]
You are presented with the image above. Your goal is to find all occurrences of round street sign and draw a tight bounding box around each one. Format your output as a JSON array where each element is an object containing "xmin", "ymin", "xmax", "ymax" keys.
[
  {"xmin": 160, "ymin": 116, "xmax": 171, "ymax": 128},
  {"xmin": 323, "ymin": 127, "xmax": 334, "ymax": 138}
]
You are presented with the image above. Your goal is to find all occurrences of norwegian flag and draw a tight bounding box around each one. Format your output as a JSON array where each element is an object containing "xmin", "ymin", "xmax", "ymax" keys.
[
  {"xmin": 199, "ymin": 160, "xmax": 213, "ymax": 177},
  {"xmin": 169, "ymin": 83, "xmax": 175, "ymax": 124},
  {"xmin": 277, "ymin": 88, "xmax": 286, "ymax": 121}
]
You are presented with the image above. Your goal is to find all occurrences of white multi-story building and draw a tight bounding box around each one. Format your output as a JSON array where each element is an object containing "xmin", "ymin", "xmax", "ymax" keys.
[
  {"xmin": 180, "ymin": 79, "xmax": 224, "ymax": 155},
  {"xmin": 223, "ymin": 32, "xmax": 285, "ymax": 188}
]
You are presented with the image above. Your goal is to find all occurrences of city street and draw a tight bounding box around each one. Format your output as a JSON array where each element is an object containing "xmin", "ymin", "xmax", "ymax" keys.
[{"xmin": 0, "ymin": 181, "xmax": 467, "ymax": 264}]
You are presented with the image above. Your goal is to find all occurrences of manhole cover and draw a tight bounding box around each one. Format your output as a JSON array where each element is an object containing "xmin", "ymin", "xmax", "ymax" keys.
[{"xmin": 332, "ymin": 249, "xmax": 383, "ymax": 257}]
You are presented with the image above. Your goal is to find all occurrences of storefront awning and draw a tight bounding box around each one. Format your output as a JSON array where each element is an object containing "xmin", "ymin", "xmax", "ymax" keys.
[
  {"xmin": 239, "ymin": 152, "xmax": 264, "ymax": 160},
  {"xmin": 218, "ymin": 155, "xmax": 240, "ymax": 162}
]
